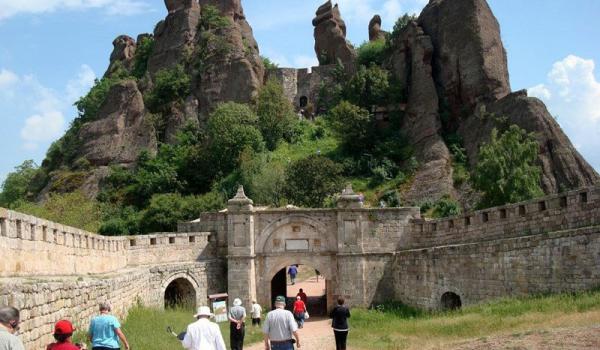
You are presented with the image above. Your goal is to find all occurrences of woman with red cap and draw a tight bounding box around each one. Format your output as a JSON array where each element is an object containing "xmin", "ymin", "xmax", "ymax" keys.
[{"xmin": 46, "ymin": 320, "xmax": 86, "ymax": 350}]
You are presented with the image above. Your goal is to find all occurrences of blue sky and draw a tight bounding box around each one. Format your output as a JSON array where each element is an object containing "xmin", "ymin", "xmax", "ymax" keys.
[{"xmin": 1, "ymin": 0, "xmax": 599, "ymax": 184}]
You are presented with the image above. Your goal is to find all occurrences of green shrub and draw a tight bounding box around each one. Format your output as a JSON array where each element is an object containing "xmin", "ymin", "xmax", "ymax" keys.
[
  {"xmin": 145, "ymin": 65, "xmax": 190, "ymax": 113},
  {"xmin": 75, "ymin": 74, "xmax": 128, "ymax": 123},
  {"xmin": 48, "ymin": 170, "xmax": 88, "ymax": 193},
  {"xmin": 0, "ymin": 160, "xmax": 40, "ymax": 208},
  {"xmin": 390, "ymin": 14, "xmax": 417, "ymax": 40},
  {"xmin": 257, "ymin": 79, "xmax": 297, "ymax": 150},
  {"xmin": 284, "ymin": 155, "xmax": 343, "ymax": 207},
  {"xmin": 431, "ymin": 195, "xmax": 462, "ymax": 218},
  {"xmin": 262, "ymin": 56, "xmax": 279, "ymax": 71},
  {"xmin": 344, "ymin": 64, "xmax": 390, "ymax": 109},
  {"xmin": 198, "ymin": 5, "xmax": 230, "ymax": 31},
  {"xmin": 473, "ymin": 125, "xmax": 543, "ymax": 208},
  {"xmin": 327, "ymin": 101, "xmax": 372, "ymax": 153},
  {"xmin": 132, "ymin": 36, "xmax": 155, "ymax": 79},
  {"xmin": 379, "ymin": 190, "xmax": 401, "ymax": 207},
  {"xmin": 357, "ymin": 39, "xmax": 387, "ymax": 66}
]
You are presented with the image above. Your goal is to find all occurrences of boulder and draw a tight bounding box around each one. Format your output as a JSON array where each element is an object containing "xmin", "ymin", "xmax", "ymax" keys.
[
  {"xmin": 313, "ymin": 1, "xmax": 357, "ymax": 67},
  {"xmin": 389, "ymin": 22, "xmax": 454, "ymax": 203},
  {"xmin": 147, "ymin": 0, "xmax": 200, "ymax": 75},
  {"xmin": 194, "ymin": 0, "xmax": 265, "ymax": 117},
  {"xmin": 105, "ymin": 35, "xmax": 136, "ymax": 77},
  {"xmin": 459, "ymin": 91, "xmax": 600, "ymax": 192},
  {"xmin": 78, "ymin": 80, "xmax": 157, "ymax": 166},
  {"xmin": 369, "ymin": 15, "xmax": 387, "ymax": 42},
  {"xmin": 418, "ymin": 0, "xmax": 510, "ymax": 118}
]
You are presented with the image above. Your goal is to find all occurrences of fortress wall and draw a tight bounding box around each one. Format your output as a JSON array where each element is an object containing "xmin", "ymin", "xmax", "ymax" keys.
[
  {"xmin": 393, "ymin": 225, "xmax": 600, "ymax": 309},
  {"xmin": 0, "ymin": 208, "xmax": 218, "ymax": 277},
  {"xmin": 179, "ymin": 212, "xmax": 228, "ymax": 254},
  {"xmin": 408, "ymin": 187, "xmax": 600, "ymax": 248},
  {"xmin": 0, "ymin": 260, "xmax": 225, "ymax": 349}
]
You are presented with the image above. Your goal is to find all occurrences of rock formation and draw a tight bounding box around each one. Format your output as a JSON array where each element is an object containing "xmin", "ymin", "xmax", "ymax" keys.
[
  {"xmin": 147, "ymin": 0, "xmax": 200, "ymax": 75},
  {"xmin": 195, "ymin": 0, "xmax": 265, "ymax": 118},
  {"xmin": 388, "ymin": 22, "xmax": 454, "ymax": 203},
  {"xmin": 313, "ymin": 1, "xmax": 356, "ymax": 67},
  {"xmin": 78, "ymin": 80, "xmax": 157, "ymax": 166},
  {"xmin": 105, "ymin": 35, "xmax": 136, "ymax": 77},
  {"xmin": 368, "ymin": 15, "xmax": 387, "ymax": 42}
]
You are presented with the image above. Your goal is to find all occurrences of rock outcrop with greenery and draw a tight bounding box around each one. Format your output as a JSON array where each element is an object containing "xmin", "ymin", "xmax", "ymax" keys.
[{"xmin": 1, "ymin": 0, "xmax": 597, "ymax": 235}]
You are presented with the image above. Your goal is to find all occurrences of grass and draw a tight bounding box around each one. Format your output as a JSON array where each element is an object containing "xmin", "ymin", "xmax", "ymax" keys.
[
  {"xmin": 73, "ymin": 306, "xmax": 265, "ymax": 350},
  {"xmin": 349, "ymin": 289, "xmax": 600, "ymax": 349}
]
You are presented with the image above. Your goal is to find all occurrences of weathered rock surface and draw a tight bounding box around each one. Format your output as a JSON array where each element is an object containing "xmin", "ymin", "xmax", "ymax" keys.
[
  {"xmin": 195, "ymin": 0, "xmax": 264, "ymax": 118},
  {"xmin": 369, "ymin": 15, "xmax": 387, "ymax": 42},
  {"xmin": 105, "ymin": 35, "xmax": 136, "ymax": 77},
  {"xmin": 313, "ymin": 1, "xmax": 356, "ymax": 66},
  {"xmin": 147, "ymin": 0, "xmax": 200, "ymax": 75},
  {"xmin": 78, "ymin": 80, "xmax": 157, "ymax": 166},
  {"xmin": 418, "ymin": 0, "xmax": 511, "ymax": 117},
  {"xmin": 459, "ymin": 91, "xmax": 600, "ymax": 192},
  {"xmin": 389, "ymin": 22, "xmax": 454, "ymax": 203}
]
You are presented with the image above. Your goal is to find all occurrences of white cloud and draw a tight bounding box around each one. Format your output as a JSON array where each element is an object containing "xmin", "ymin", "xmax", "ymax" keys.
[
  {"xmin": 529, "ymin": 55, "xmax": 600, "ymax": 172},
  {"xmin": 0, "ymin": 68, "xmax": 19, "ymax": 88},
  {"xmin": 0, "ymin": 0, "xmax": 151, "ymax": 20},
  {"xmin": 66, "ymin": 64, "xmax": 97, "ymax": 103},
  {"xmin": 20, "ymin": 111, "xmax": 65, "ymax": 150}
]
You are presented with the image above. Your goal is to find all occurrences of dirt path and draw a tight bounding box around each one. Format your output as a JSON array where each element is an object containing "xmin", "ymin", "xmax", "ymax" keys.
[{"xmin": 245, "ymin": 317, "xmax": 343, "ymax": 350}]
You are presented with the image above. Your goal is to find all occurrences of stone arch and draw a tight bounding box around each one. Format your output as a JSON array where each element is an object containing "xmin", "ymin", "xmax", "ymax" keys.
[
  {"xmin": 256, "ymin": 214, "xmax": 335, "ymax": 254},
  {"xmin": 440, "ymin": 291, "xmax": 462, "ymax": 310},
  {"xmin": 161, "ymin": 273, "xmax": 200, "ymax": 308}
]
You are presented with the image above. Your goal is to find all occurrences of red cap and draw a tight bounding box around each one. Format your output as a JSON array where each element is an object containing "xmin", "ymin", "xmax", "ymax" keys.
[{"xmin": 54, "ymin": 320, "xmax": 74, "ymax": 335}]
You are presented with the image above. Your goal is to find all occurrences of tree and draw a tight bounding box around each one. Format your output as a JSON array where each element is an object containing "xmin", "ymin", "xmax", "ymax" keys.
[
  {"xmin": 257, "ymin": 79, "xmax": 297, "ymax": 150},
  {"xmin": 132, "ymin": 36, "xmax": 155, "ymax": 79},
  {"xmin": 285, "ymin": 155, "xmax": 343, "ymax": 207},
  {"xmin": 327, "ymin": 101, "xmax": 372, "ymax": 153},
  {"xmin": 144, "ymin": 64, "xmax": 190, "ymax": 113},
  {"xmin": 0, "ymin": 160, "xmax": 39, "ymax": 208},
  {"xmin": 472, "ymin": 125, "xmax": 543, "ymax": 208},
  {"xmin": 344, "ymin": 64, "xmax": 390, "ymax": 109},
  {"xmin": 207, "ymin": 102, "xmax": 265, "ymax": 176},
  {"xmin": 357, "ymin": 39, "xmax": 387, "ymax": 67}
]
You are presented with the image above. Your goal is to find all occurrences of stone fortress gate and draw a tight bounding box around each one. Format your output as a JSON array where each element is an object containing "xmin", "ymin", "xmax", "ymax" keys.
[{"xmin": 2, "ymin": 185, "xmax": 600, "ymax": 348}]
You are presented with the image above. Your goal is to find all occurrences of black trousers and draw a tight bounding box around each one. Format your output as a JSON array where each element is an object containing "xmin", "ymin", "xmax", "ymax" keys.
[
  {"xmin": 230, "ymin": 322, "xmax": 245, "ymax": 350},
  {"xmin": 252, "ymin": 317, "xmax": 261, "ymax": 326},
  {"xmin": 333, "ymin": 330, "xmax": 348, "ymax": 350}
]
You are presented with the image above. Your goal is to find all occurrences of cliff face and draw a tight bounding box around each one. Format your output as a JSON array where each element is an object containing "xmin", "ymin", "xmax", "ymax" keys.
[{"xmin": 313, "ymin": 0, "xmax": 356, "ymax": 67}]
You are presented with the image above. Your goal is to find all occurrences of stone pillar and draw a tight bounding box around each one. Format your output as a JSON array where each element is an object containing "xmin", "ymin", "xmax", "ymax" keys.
[{"xmin": 226, "ymin": 186, "xmax": 257, "ymax": 309}]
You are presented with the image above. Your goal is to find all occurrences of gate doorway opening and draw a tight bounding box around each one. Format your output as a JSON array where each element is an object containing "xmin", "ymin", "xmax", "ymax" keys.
[
  {"xmin": 270, "ymin": 264, "xmax": 327, "ymax": 316},
  {"xmin": 164, "ymin": 278, "xmax": 196, "ymax": 309}
]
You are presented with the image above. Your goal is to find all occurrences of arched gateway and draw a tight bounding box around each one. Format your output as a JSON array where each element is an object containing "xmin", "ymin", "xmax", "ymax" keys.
[{"xmin": 221, "ymin": 185, "xmax": 421, "ymax": 310}]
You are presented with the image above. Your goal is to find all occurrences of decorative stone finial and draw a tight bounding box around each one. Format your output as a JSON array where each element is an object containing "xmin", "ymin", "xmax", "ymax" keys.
[
  {"xmin": 228, "ymin": 185, "xmax": 254, "ymax": 211},
  {"xmin": 337, "ymin": 184, "xmax": 363, "ymax": 209}
]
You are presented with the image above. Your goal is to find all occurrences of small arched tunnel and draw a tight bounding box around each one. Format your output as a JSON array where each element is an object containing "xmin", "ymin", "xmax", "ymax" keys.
[
  {"xmin": 164, "ymin": 278, "xmax": 196, "ymax": 309},
  {"xmin": 441, "ymin": 292, "xmax": 462, "ymax": 311},
  {"xmin": 299, "ymin": 96, "xmax": 308, "ymax": 108}
]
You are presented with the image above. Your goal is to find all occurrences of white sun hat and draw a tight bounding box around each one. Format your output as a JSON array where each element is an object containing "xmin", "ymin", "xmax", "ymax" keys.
[
  {"xmin": 193, "ymin": 306, "xmax": 213, "ymax": 318},
  {"xmin": 233, "ymin": 298, "xmax": 242, "ymax": 306}
]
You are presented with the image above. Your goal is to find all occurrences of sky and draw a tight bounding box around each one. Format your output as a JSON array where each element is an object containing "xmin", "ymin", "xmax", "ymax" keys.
[{"xmin": 1, "ymin": 0, "xmax": 599, "ymax": 184}]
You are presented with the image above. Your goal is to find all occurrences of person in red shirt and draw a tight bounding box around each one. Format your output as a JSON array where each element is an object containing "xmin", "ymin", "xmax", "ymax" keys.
[
  {"xmin": 296, "ymin": 288, "xmax": 308, "ymax": 304},
  {"xmin": 46, "ymin": 320, "xmax": 85, "ymax": 350},
  {"xmin": 292, "ymin": 296, "xmax": 307, "ymax": 329}
]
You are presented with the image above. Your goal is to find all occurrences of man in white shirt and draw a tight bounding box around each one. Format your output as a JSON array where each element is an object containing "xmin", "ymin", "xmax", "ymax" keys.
[
  {"xmin": 263, "ymin": 296, "xmax": 300, "ymax": 350},
  {"xmin": 0, "ymin": 307, "xmax": 24, "ymax": 350},
  {"xmin": 251, "ymin": 301, "xmax": 262, "ymax": 327},
  {"xmin": 182, "ymin": 306, "xmax": 226, "ymax": 350}
]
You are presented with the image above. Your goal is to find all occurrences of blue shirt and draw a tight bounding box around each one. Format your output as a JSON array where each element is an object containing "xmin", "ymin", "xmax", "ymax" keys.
[
  {"xmin": 288, "ymin": 266, "xmax": 297, "ymax": 276},
  {"xmin": 89, "ymin": 314, "xmax": 121, "ymax": 349}
]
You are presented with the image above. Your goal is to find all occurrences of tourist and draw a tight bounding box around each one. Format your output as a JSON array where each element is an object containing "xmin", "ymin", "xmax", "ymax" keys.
[
  {"xmin": 330, "ymin": 298, "xmax": 350, "ymax": 350},
  {"xmin": 250, "ymin": 301, "xmax": 262, "ymax": 327},
  {"xmin": 228, "ymin": 298, "xmax": 246, "ymax": 350},
  {"xmin": 88, "ymin": 302, "xmax": 129, "ymax": 350},
  {"xmin": 0, "ymin": 306, "xmax": 24, "ymax": 350},
  {"xmin": 287, "ymin": 265, "xmax": 298, "ymax": 285},
  {"xmin": 292, "ymin": 296, "xmax": 307, "ymax": 329},
  {"xmin": 182, "ymin": 306, "xmax": 226, "ymax": 350},
  {"xmin": 263, "ymin": 296, "xmax": 300, "ymax": 350},
  {"xmin": 46, "ymin": 320, "xmax": 85, "ymax": 350},
  {"xmin": 296, "ymin": 289, "xmax": 307, "ymax": 305}
]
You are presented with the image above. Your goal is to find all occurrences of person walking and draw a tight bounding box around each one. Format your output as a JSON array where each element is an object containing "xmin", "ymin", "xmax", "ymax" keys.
[
  {"xmin": 0, "ymin": 306, "xmax": 24, "ymax": 350},
  {"xmin": 228, "ymin": 298, "xmax": 246, "ymax": 350},
  {"xmin": 250, "ymin": 301, "xmax": 262, "ymax": 327},
  {"xmin": 292, "ymin": 297, "xmax": 307, "ymax": 329},
  {"xmin": 330, "ymin": 298, "xmax": 350, "ymax": 350},
  {"xmin": 182, "ymin": 306, "xmax": 226, "ymax": 350},
  {"xmin": 287, "ymin": 266, "xmax": 298, "ymax": 285},
  {"xmin": 46, "ymin": 320, "xmax": 84, "ymax": 350},
  {"xmin": 262, "ymin": 296, "xmax": 300, "ymax": 350},
  {"xmin": 88, "ymin": 302, "xmax": 129, "ymax": 350},
  {"xmin": 296, "ymin": 289, "xmax": 307, "ymax": 305}
]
